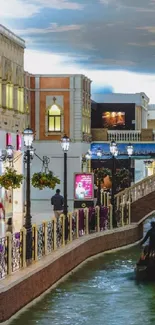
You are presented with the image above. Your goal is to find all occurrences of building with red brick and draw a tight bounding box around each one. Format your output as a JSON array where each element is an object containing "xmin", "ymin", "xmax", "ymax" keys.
[{"xmin": 25, "ymin": 73, "xmax": 92, "ymax": 209}]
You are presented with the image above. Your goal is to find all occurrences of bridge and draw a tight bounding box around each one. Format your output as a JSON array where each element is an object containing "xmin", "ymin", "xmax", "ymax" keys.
[{"xmin": 115, "ymin": 173, "xmax": 155, "ymax": 223}]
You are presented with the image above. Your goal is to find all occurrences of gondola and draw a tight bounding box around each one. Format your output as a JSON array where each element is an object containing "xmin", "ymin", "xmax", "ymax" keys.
[{"xmin": 135, "ymin": 249, "xmax": 155, "ymax": 281}]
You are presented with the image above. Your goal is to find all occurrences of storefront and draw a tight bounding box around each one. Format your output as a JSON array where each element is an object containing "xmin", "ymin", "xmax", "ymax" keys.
[{"xmin": 91, "ymin": 142, "xmax": 155, "ymax": 184}]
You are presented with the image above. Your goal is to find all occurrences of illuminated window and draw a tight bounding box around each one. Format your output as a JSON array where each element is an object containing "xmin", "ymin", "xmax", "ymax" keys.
[
  {"xmin": 6, "ymin": 84, "xmax": 13, "ymax": 109},
  {"xmin": 48, "ymin": 103, "xmax": 61, "ymax": 132},
  {"xmin": 18, "ymin": 88, "xmax": 24, "ymax": 113}
]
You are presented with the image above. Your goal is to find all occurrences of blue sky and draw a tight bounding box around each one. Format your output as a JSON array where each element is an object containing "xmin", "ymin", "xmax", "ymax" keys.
[{"xmin": 1, "ymin": 0, "xmax": 155, "ymax": 101}]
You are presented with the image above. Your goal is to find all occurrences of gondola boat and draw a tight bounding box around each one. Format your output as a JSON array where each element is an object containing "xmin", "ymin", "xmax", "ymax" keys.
[{"xmin": 135, "ymin": 250, "xmax": 155, "ymax": 281}]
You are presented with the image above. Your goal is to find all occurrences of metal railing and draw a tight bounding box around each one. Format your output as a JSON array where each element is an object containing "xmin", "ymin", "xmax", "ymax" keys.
[
  {"xmin": 0, "ymin": 204, "xmax": 131, "ymax": 280},
  {"xmin": 1, "ymin": 173, "xmax": 155, "ymax": 281},
  {"xmin": 107, "ymin": 130, "xmax": 141, "ymax": 142},
  {"xmin": 115, "ymin": 173, "xmax": 155, "ymax": 211}
]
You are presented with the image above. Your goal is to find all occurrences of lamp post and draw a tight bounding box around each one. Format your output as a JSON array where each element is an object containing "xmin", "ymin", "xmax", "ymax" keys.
[
  {"xmin": 82, "ymin": 150, "xmax": 91, "ymax": 172},
  {"xmin": 96, "ymin": 147, "xmax": 102, "ymax": 206},
  {"xmin": 110, "ymin": 140, "xmax": 118, "ymax": 227},
  {"xmin": 127, "ymin": 143, "xmax": 133, "ymax": 187},
  {"xmin": 23, "ymin": 127, "xmax": 34, "ymax": 261},
  {"xmin": 61, "ymin": 134, "xmax": 70, "ymax": 241},
  {"xmin": 6, "ymin": 145, "xmax": 14, "ymax": 162}
]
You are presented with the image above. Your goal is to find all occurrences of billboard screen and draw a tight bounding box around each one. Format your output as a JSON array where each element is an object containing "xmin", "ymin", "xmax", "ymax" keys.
[
  {"xmin": 102, "ymin": 111, "xmax": 125, "ymax": 128},
  {"xmin": 74, "ymin": 173, "xmax": 94, "ymax": 200}
]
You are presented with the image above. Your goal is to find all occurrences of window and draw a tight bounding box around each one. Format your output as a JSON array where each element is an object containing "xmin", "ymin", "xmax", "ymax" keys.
[
  {"xmin": 6, "ymin": 84, "xmax": 13, "ymax": 109},
  {"xmin": 48, "ymin": 103, "xmax": 61, "ymax": 132},
  {"xmin": 17, "ymin": 88, "xmax": 24, "ymax": 113}
]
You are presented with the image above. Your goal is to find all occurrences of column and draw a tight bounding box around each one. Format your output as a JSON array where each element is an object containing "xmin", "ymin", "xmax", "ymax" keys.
[
  {"xmin": 142, "ymin": 108, "xmax": 147, "ymax": 128},
  {"xmin": 13, "ymin": 85, "xmax": 18, "ymax": 111},
  {"xmin": 2, "ymin": 81, "xmax": 6, "ymax": 108},
  {"xmin": 12, "ymin": 151, "xmax": 24, "ymax": 232}
]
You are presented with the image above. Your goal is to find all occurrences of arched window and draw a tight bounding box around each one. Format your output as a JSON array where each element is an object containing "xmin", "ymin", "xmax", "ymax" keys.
[{"xmin": 48, "ymin": 99, "xmax": 61, "ymax": 132}]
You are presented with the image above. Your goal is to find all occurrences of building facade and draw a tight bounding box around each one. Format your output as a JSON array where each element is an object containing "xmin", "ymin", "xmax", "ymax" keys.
[
  {"xmin": 0, "ymin": 24, "xmax": 29, "ymax": 132},
  {"xmin": 91, "ymin": 92, "xmax": 153, "ymax": 184},
  {"xmin": 92, "ymin": 92, "xmax": 149, "ymax": 132},
  {"xmin": 0, "ymin": 25, "xmax": 29, "ymax": 231},
  {"xmin": 25, "ymin": 73, "xmax": 91, "ymax": 210}
]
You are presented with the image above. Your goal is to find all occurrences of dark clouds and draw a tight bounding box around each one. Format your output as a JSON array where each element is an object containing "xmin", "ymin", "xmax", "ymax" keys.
[{"xmin": 5, "ymin": 0, "xmax": 155, "ymax": 73}]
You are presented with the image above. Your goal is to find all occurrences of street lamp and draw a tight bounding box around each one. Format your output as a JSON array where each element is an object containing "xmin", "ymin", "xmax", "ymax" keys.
[
  {"xmin": 6, "ymin": 145, "xmax": 14, "ymax": 161},
  {"xmin": 110, "ymin": 140, "xmax": 118, "ymax": 227},
  {"xmin": 23, "ymin": 127, "xmax": 34, "ymax": 261},
  {"xmin": 127, "ymin": 143, "xmax": 133, "ymax": 186},
  {"xmin": 82, "ymin": 150, "xmax": 91, "ymax": 172},
  {"xmin": 85, "ymin": 150, "xmax": 91, "ymax": 160},
  {"xmin": 96, "ymin": 147, "xmax": 102, "ymax": 206},
  {"xmin": 61, "ymin": 134, "xmax": 70, "ymax": 241}
]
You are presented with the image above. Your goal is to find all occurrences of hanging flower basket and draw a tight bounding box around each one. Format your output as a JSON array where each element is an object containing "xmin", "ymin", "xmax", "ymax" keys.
[
  {"xmin": 31, "ymin": 171, "xmax": 60, "ymax": 190},
  {"xmin": 0, "ymin": 167, "xmax": 24, "ymax": 190}
]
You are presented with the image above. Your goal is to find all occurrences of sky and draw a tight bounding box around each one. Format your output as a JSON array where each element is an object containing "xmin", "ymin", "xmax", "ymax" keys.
[{"xmin": 1, "ymin": 0, "xmax": 155, "ymax": 102}]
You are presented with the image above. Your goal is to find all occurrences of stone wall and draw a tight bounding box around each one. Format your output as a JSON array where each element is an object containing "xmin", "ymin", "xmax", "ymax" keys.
[{"xmin": 0, "ymin": 223, "xmax": 143, "ymax": 323}]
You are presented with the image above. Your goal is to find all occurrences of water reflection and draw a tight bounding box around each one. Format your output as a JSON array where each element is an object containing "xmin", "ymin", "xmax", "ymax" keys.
[{"xmin": 10, "ymin": 217, "xmax": 155, "ymax": 325}]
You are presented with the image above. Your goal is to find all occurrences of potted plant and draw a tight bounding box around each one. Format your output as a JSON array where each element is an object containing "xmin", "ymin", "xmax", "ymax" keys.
[
  {"xmin": 31, "ymin": 171, "xmax": 60, "ymax": 190},
  {"xmin": 0, "ymin": 167, "xmax": 24, "ymax": 190}
]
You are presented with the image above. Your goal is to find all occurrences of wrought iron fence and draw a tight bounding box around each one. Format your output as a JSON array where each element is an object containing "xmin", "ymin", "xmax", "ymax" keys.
[
  {"xmin": 56, "ymin": 218, "xmax": 62, "ymax": 248},
  {"xmin": 37, "ymin": 224, "xmax": 45, "ymax": 259},
  {"xmin": 12, "ymin": 232, "xmax": 22, "ymax": 272},
  {"xmin": 0, "ymin": 203, "xmax": 132, "ymax": 281},
  {"xmin": 0, "ymin": 236, "xmax": 8, "ymax": 279},
  {"xmin": 72, "ymin": 212, "xmax": 77, "ymax": 240},
  {"xmin": 47, "ymin": 221, "xmax": 53, "ymax": 253}
]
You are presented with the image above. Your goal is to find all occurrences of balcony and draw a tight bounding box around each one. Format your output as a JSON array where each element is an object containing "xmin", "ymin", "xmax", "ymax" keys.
[
  {"xmin": 107, "ymin": 130, "xmax": 141, "ymax": 142},
  {"xmin": 91, "ymin": 128, "xmax": 155, "ymax": 142}
]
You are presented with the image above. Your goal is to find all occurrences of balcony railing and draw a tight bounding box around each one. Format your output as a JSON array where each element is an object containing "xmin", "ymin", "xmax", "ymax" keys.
[{"xmin": 107, "ymin": 130, "xmax": 141, "ymax": 142}]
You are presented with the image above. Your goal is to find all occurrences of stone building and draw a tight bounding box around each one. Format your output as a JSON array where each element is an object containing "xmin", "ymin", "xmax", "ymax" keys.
[
  {"xmin": 25, "ymin": 73, "xmax": 92, "ymax": 210},
  {"xmin": 0, "ymin": 24, "xmax": 29, "ymax": 133},
  {"xmin": 0, "ymin": 25, "xmax": 29, "ymax": 230}
]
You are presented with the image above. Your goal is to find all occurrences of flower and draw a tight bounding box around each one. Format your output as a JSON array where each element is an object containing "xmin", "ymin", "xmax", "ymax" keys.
[
  {"xmin": 0, "ymin": 167, "xmax": 24, "ymax": 190},
  {"xmin": 31, "ymin": 171, "xmax": 60, "ymax": 190}
]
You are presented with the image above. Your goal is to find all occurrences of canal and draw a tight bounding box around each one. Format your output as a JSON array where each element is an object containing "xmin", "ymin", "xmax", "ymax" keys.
[{"xmin": 10, "ymin": 219, "xmax": 155, "ymax": 325}]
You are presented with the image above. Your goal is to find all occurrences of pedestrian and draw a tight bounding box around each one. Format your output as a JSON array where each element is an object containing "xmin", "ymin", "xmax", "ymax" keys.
[
  {"xmin": 7, "ymin": 218, "xmax": 12, "ymax": 233},
  {"xmin": 51, "ymin": 189, "xmax": 64, "ymax": 220}
]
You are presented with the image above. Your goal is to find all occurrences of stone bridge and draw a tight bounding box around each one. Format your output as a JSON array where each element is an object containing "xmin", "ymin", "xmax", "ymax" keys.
[{"xmin": 115, "ymin": 174, "xmax": 155, "ymax": 224}]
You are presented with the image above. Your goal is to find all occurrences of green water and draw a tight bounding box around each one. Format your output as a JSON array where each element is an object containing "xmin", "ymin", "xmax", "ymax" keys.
[{"xmin": 10, "ymin": 221, "xmax": 155, "ymax": 325}]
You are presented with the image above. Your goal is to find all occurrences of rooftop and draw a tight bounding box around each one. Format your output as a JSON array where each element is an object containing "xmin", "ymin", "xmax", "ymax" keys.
[{"xmin": 0, "ymin": 24, "xmax": 25, "ymax": 49}]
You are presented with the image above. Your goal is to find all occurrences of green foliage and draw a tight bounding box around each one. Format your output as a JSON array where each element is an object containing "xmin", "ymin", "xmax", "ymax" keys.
[
  {"xmin": 94, "ymin": 167, "xmax": 131, "ymax": 190},
  {"xmin": 0, "ymin": 167, "xmax": 24, "ymax": 190},
  {"xmin": 115, "ymin": 168, "xmax": 131, "ymax": 189},
  {"xmin": 31, "ymin": 171, "xmax": 60, "ymax": 190},
  {"xmin": 94, "ymin": 168, "xmax": 112, "ymax": 180}
]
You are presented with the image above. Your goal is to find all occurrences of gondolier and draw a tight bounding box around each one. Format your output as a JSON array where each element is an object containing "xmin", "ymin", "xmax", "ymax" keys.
[{"xmin": 141, "ymin": 220, "xmax": 155, "ymax": 253}]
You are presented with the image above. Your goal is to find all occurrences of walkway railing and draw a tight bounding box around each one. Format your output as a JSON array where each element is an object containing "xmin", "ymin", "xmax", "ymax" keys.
[
  {"xmin": 107, "ymin": 130, "xmax": 141, "ymax": 142},
  {"xmin": 0, "ymin": 204, "xmax": 131, "ymax": 280},
  {"xmin": 115, "ymin": 173, "xmax": 155, "ymax": 209}
]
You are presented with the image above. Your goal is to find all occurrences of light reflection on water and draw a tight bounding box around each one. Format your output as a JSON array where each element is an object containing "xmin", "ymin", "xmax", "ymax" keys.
[{"xmin": 10, "ymin": 217, "xmax": 155, "ymax": 325}]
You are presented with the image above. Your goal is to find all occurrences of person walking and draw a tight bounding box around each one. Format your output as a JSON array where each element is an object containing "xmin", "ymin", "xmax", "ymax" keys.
[{"xmin": 51, "ymin": 189, "xmax": 64, "ymax": 220}]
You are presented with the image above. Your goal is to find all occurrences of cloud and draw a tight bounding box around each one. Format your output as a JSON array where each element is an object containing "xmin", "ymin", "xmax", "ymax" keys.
[
  {"xmin": 136, "ymin": 26, "xmax": 155, "ymax": 33},
  {"xmin": 0, "ymin": 0, "xmax": 40, "ymax": 18},
  {"xmin": 13, "ymin": 23, "xmax": 83, "ymax": 36},
  {"xmin": 24, "ymin": 49, "xmax": 155, "ymax": 103},
  {"xmin": 92, "ymin": 58, "xmax": 135, "ymax": 67},
  {"xmin": 34, "ymin": 0, "xmax": 84, "ymax": 10},
  {"xmin": 0, "ymin": 0, "xmax": 83, "ymax": 18}
]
